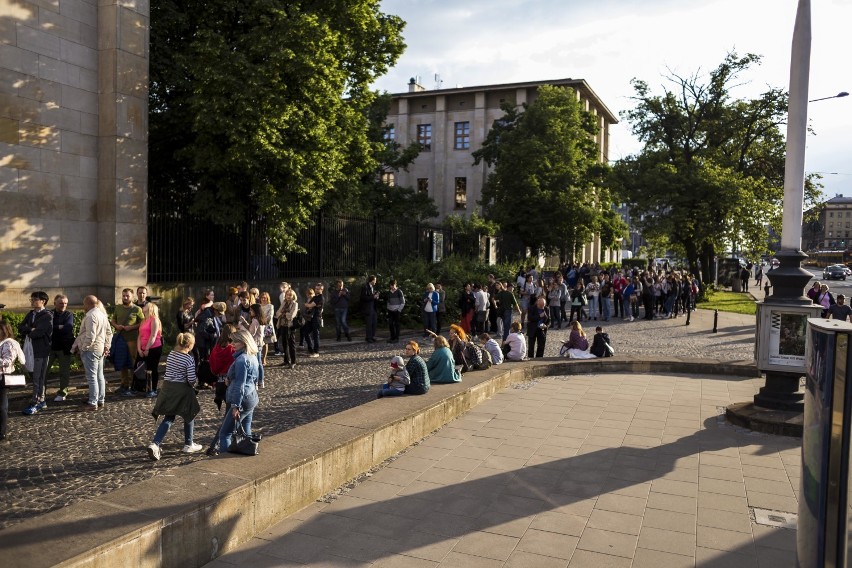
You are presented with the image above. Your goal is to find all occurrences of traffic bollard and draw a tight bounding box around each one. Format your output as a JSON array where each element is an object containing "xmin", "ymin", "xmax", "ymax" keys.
[{"xmin": 713, "ymin": 309, "xmax": 718, "ymax": 333}]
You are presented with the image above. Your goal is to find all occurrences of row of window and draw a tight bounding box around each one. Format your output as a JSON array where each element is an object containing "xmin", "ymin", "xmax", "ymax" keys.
[
  {"xmin": 828, "ymin": 211, "xmax": 852, "ymax": 218},
  {"xmin": 827, "ymin": 231, "xmax": 851, "ymax": 238},
  {"xmin": 383, "ymin": 122, "xmax": 471, "ymax": 151},
  {"xmin": 827, "ymin": 223, "xmax": 851, "ymax": 229},
  {"xmin": 380, "ymin": 175, "xmax": 468, "ymax": 209}
]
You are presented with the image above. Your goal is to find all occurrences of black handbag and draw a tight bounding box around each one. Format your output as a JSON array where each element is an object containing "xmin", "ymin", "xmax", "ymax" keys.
[
  {"xmin": 133, "ymin": 359, "xmax": 147, "ymax": 381},
  {"xmin": 229, "ymin": 422, "xmax": 261, "ymax": 456}
]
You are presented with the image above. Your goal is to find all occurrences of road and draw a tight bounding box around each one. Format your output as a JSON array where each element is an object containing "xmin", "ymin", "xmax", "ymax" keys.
[{"xmin": 804, "ymin": 267, "xmax": 852, "ymax": 295}]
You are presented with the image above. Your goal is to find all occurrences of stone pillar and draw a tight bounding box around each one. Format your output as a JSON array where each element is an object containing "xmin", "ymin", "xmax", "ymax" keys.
[{"xmin": 97, "ymin": 0, "xmax": 149, "ymax": 301}]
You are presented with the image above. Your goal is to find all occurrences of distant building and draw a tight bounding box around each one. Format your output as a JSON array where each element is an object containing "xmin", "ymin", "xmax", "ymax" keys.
[
  {"xmin": 802, "ymin": 194, "xmax": 852, "ymax": 251},
  {"xmin": 385, "ymin": 77, "xmax": 620, "ymax": 262}
]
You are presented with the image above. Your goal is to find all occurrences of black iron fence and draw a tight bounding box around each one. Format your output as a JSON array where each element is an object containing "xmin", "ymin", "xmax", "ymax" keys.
[{"xmin": 148, "ymin": 212, "xmax": 454, "ymax": 282}]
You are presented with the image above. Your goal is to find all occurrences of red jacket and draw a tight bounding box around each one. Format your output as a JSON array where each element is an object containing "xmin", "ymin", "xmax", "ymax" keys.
[{"xmin": 209, "ymin": 344, "xmax": 235, "ymax": 376}]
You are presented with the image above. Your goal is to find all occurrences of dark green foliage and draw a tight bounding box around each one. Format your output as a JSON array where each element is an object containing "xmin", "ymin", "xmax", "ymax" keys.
[
  {"xmin": 326, "ymin": 93, "xmax": 439, "ymax": 223},
  {"xmin": 612, "ymin": 52, "xmax": 823, "ymax": 282},
  {"xmin": 473, "ymin": 85, "xmax": 617, "ymax": 257},
  {"xmin": 149, "ymin": 0, "xmax": 406, "ymax": 258},
  {"xmin": 357, "ymin": 257, "xmax": 518, "ymax": 327}
]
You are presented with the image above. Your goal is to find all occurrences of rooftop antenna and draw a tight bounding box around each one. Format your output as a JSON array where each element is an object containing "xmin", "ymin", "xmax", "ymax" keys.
[{"xmin": 434, "ymin": 73, "xmax": 443, "ymax": 90}]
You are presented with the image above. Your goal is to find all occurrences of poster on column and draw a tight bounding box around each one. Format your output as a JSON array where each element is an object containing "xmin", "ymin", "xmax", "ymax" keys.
[{"xmin": 767, "ymin": 310, "xmax": 808, "ymax": 367}]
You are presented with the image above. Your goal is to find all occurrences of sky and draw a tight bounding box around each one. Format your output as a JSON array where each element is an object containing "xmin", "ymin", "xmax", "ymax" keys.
[{"xmin": 374, "ymin": 0, "xmax": 852, "ymax": 198}]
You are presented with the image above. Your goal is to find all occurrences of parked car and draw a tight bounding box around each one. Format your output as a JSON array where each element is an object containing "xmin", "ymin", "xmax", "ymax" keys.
[{"xmin": 824, "ymin": 264, "xmax": 847, "ymax": 280}]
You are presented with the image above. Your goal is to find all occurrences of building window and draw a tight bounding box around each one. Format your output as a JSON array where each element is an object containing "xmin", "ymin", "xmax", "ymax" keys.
[
  {"xmin": 454, "ymin": 121, "xmax": 470, "ymax": 149},
  {"xmin": 417, "ymin": 178, "xmax": 429, "ymax": 194},
  {"xmin": 417, "ymin": 124, "xmax": 432, "ymax": 151},
  {"xmin": 454, "ymin": 177, "xmax": 467, "ymax": 209},
  {"xmin": 384, "ymin": 124, "xmax": 395, "ymax": 143},
  {"xmin": 380, "ymin": 171, "xmax": 395, "ymax": 187},
  {"xmin": 830, "ymin": 212, "xmax": 834, "ymax": 217}
]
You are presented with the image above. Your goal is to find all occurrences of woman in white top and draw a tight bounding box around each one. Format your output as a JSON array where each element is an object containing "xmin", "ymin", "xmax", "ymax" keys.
[
  {"xmin": 258, "ymin": 292, "xmax": 276, "ymax": 365},
  {"xmin": 0, "ymin": 321, "xmax": 26, "ymax": 440},
  {"xmin": 501, "ymin": 321, "xmax": 527, "ymax": 361}
]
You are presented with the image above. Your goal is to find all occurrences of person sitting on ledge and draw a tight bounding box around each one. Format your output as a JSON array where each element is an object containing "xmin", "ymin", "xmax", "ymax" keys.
[
  {"xmin": 501, "ymin": 321, "xmax": 527, "ymax": 362},
  {"xmin": 426, "ymin": 336, "xmax": 462, "ymax": 384},
  {"xmin": 560, "ymin": 321, "xmax": 595, "ymax": 359},
  {"xmin": 403, "ymin": 341, "xmax": 430, "ymax": 395}
]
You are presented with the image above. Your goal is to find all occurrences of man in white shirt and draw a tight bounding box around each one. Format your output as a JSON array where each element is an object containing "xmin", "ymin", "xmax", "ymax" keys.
[{"xmin": 473, "ymin": 283, "xmax": 489, "ymax": 335}]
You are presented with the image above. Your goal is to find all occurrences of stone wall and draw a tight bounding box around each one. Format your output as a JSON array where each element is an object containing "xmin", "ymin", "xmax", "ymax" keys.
[{"xmin": 0, "ymin": 0, "xmax": 148, "ymax": 308}]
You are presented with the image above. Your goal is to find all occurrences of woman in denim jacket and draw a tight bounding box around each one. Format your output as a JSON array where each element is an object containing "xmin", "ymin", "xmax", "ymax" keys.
[{"xmin": 218, "ymin": 329, "xmax": 260, "ymax": 453}]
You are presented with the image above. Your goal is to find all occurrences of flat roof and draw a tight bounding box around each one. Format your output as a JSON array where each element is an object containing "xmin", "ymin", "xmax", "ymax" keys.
[{"xmin": 389, "ymin": 78, "xmax": 618, "ymax": 124}]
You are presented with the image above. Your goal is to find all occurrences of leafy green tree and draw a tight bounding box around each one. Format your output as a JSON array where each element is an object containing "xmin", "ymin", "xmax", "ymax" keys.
[
  {"xmin": 149, "ymin": 0, "xmax": 406, "ymax": 256},
  {"xmin": 473, "ymin": 85, "xmax": 612, "ymax": 259},
  {"xmin": 613, "ymin": 52, "xmax": 823, "ymax": 282},
  {"xmin": 441, "ymin": 213, "xmax": 500, "ymax": 259},
  {"xmin": 325, "ymin": 93, "xmax": 438, "ymax": 222}
]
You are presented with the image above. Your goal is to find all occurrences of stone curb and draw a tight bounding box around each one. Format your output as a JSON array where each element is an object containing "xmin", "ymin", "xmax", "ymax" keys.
[{"xmin": 0, "ymin": 356, "xmax": 758, "ymax": 568}]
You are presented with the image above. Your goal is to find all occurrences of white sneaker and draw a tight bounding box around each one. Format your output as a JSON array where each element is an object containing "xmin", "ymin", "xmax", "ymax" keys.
[
  {"xmin": 54, "ymin": 394, "xmax": 66, "ymax": 402},
  {"xmin": 629, "ymin": 317, "xmax": 634, "ymax": 322},
  {"xmin": 182, "ymin": 442, "xmax": 202, "ymax": 453},
  {"xmin": 147, "ymin": 443, "xmax": 161, "ymax": 461}
]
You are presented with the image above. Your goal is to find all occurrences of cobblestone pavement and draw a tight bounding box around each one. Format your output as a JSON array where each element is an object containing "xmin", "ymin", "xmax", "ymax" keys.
[{"xmin": 0, "ymin": 309, "xmax": 756, "ymax": 530}]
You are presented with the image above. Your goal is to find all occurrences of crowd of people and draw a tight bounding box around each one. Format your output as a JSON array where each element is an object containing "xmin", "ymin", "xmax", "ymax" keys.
[{"xmin": 4, "ymin": 264, "xmax": 679, "ymax": 446}]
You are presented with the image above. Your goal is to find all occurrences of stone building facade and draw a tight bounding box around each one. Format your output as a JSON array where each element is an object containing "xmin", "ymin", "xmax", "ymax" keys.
[
  {"xmin": 0, "ymin": 0, "xmax": 148, "ymax": 308},
  {"xmin": 802, "ymin": 194, "xmax": 852, "ymax": 251},
  {"xmin": 385, "ymin": 78, "xmax": 621, "ymax": 262}
]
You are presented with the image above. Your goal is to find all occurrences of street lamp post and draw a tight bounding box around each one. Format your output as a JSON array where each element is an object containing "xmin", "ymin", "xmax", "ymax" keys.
[
  {"xmin": 753, "ymin": 0, "xmax": 823, "ymax": 410},
  {"xmin": 809, "ymin": 91, "xmax": 849, "ymax": 102}
]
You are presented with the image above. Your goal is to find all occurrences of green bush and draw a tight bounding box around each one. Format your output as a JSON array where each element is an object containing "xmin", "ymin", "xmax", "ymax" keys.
[
  {"xmin": 621, "ymin": 258, "xmax": 648, "ymax": 270},
  {"xmin": 351, "ymin": 256, "xmax": 520, "ymax": 328}
]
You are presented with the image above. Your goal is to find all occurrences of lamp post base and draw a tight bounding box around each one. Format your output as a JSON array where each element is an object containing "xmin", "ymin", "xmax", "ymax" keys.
[{"xmin": 754, "ymin": 371, "xmax": 805, "ymax": 411}]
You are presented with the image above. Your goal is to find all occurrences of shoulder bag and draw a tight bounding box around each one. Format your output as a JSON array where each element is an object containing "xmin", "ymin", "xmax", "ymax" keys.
[{"xmin": 230, "ymin": 422, "xmax": 262, "ymax": 456}]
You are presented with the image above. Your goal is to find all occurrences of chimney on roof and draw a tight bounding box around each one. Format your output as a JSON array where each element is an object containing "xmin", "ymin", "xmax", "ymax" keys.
[{"xmin": 408, "ymin": 77, "xmax": 425, "ymax": 93}]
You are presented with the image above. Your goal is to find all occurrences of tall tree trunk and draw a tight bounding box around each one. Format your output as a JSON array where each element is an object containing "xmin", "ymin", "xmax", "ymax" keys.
[
  {"xmin": 685, "ymin": 240, "xmax": 700, "ymax": 282},
  {"xmin": 700, "ymin": 242, "xmax": 715, "ymax": 284}
]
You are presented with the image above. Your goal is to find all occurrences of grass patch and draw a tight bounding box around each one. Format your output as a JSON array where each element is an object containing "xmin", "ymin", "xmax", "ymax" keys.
[{"xmin": 697, "ymin": 290, "xmax": 757, "ymax": 315}]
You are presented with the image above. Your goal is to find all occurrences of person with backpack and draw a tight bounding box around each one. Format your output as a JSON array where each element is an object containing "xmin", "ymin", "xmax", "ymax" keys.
[{"xmin": 590, "ymin": 326, "xmax": 614, "ymax": 358}]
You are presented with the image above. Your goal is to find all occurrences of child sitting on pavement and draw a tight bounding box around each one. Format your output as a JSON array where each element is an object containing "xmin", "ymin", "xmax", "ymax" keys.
[{"xmin": 377, "ymin": 355, "xmax": 410, "ymax": 398}]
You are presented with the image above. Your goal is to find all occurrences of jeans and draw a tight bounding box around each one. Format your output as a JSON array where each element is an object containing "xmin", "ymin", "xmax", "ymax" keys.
[
  {"xmin": 613, "ymin": 293, "xmax": 623, "ymax": 317},
  {"xmin": 120, "ymin": 339, "xmax": 137, "ymax": 388},
  {"xmin": 364, "ymin": 308, "xmax": 377, "ymax": 340},
  {"xmin": 502, "ymin": 309, "xmax": 513, "ymax": 340},
  {"xmin": 256, "ymin": 352, "xmax": 265, "ymax": 385},
  {"xmin": 306, "ymin": 318, "xmax": 320, "ymax": 353},
  {"xmin": 587, "ymin": 296, "xmax": 599, "ymax": 320},
  {"xmin": 388, "ymin": 310, "xmax": 401, "ymax": 341},
  {"xmin": 549, "ymin": 306, "xmax": 562, "ymax": 329},
  {"xmin": 81, "ymin": 350, "xmax": 106, "ymax": 405},
  {"xmin": 423, "ymin": 311, "xmax": 436, "ymax": 335},
  {"xmin": 279, "ymin": 326, "xmax": 296, "ymax": 364},
  {"xmin": 49, "ymin": 349, "xmax": 72, "ymax": 395},
  {"xmin": 527, "ymin": 324, "xmax": 546, "ymax": 358},
  {"xmin": 436, "ymin": 311, "xmax": 444, "ymax": 335},
  {"xmin": 379, "ymin": 385, "xmax": 405, "ymax": 397},
  {"xmin": 622, "ymin": 298, "xmax": 631, "ymax": 319},
  {"xmin": 0, "ymin": 384, "xmax": 7, "ymax": 437},
  {"xmin": 27, "ymin": 357, "xmax": 49, "ymax": 404},
  {"xmin": 334, "ymin": 308, "xmax": 350, "ymax": 339},
  {"xmin": 602, "ymin": 297, "xmax": 611, "ymax": 321},
  {"xmin": 219, "ymin": 388, "xmax": 258, "ymax": 452},
  {"xmin": 153, "ymin": 415, "xmax": 194, "ymax": 446}
]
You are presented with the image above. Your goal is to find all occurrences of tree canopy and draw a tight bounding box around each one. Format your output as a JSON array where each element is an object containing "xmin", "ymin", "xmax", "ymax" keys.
[
  {"xmin": 149, "ymin": 0, "xmax": 406, "ymax": 257},
  {"xmin": 324, "ymin": 93, "xmax": 438, "ymax": 223},
  {"xmin": 612, "ymin": 52, "xmax": 822, "ymax": 282},
  {"xmin": 473, "ymin": 85, "xmax": 618, "ymax": 259}
]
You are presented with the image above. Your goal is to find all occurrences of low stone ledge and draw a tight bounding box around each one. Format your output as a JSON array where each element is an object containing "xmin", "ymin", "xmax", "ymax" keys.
[{"xmin": 0, "ymin": 356, "xmax": 758, "ymax": 568}]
